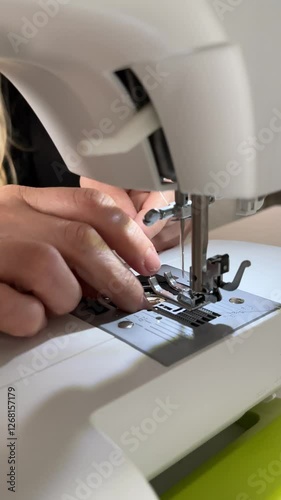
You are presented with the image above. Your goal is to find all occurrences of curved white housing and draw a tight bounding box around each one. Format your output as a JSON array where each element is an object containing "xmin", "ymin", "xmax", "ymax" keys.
[{"xmin": 0, "ymin": 0, "xmax": 265, "ymax": 197}]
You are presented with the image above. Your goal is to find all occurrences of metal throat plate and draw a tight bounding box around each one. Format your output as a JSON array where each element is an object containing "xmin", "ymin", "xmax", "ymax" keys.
[{"xmin": 72, "ymin": 265, "xmax": 280, "ymax": 367}]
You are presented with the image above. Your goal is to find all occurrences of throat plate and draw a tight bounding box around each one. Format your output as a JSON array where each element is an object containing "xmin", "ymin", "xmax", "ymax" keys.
[{"xmin": 72, "ymin": 265, "xmax": 280, "ymax": 367}]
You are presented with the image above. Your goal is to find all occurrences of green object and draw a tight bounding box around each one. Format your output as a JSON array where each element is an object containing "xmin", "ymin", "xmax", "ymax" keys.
[{"xmin": 162, "ymin": 399, "xmax": 281, "ymax": 500}]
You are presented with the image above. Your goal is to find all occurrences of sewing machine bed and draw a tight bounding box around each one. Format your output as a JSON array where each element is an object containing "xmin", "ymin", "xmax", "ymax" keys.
[{"xmin": 1, "ymin": 238, "xmax": 281, "ymax": 499}]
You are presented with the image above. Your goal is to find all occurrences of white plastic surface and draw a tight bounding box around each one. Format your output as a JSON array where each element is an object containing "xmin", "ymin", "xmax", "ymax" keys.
[
  {"xmin": 0, "ymin": 318, "xmax": 163, "ymax": 500},
  {"xmin": 0, "ymin": 241, "xmax": 280, "ymax": 499},
  {"xmin": 0, "ymin": 0, "xmax": 227, "ymax": 192},
  {"xmin": 1, "ymin": 1, "xmax": 281, "ymax": 196}
]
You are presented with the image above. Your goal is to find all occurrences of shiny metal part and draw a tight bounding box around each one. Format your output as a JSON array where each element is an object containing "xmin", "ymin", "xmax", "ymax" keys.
[
  {"xmin": 221, "ymin": 260, "xmax": 251, "ymax": 291},
  {"xmin": 164, "ymin": 271, "xmax": 189, "ymax": 292},
  {"xmin": 149, "ymin": 275, "xmax": 211, "ymax": 310},
  {"xmin": 191, "ymin": 195, "xmax": 209, "ymax": 292},
  {"xmin": 145, "ymin": 294, "xmax": 165, "ymax": 306},
  {"xmin": 118, "ymin": 321, "xmax": 134, "ymax": 329},
  {"xmin": 75, "ymin": 265, "xmax": 280, "ymax": 367},
  {"xmin": 180, "ymin": 218, "xmax": 185, "ymax": 278},
  {"xmin": 150, "ymin": 258, "xmax": 251, "ymax": 311},
  {"xmin": 143, "ymin": 196, "xmax": 192, "ymax": 228},
  {"xmin": 143, "ymin": 192, "xmax": 214, "ymax": 280},
  {"xmin": 177, "ymin": 290, "xmax": 217, "ymax": 309},
  {"xmin": 143, "ymin": 192, "xmax": 215, "ymax": 227},
  {"xmin": 188, "ymin": 195, "xmax": 251, "ymax": 305},
  {"xmin": 229, "ymin": 297, "xmax": 245, "ymax": 305},
  {"xmin": 175, "ymin": 192, "xmax": 189, "ymax": 278},
  {"xmin": 148, "ymin": 276, "xmax": 181, "ymax": 306},
  {"xmin": 171, "ymin": 267, "xmax": 219, "ymax": 308},
  {"xmin": 143, "ymin": 205, "xmax": 179, "ymax": 226},
  {"xmin": 174, "ymin": 191, "xmax": 190, "ymax": 220},
  {"xmin": 144, "ymin": 192, "xmax": 251, "ymax": 309}
]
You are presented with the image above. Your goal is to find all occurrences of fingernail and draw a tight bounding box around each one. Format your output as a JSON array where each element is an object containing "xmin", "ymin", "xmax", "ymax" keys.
[{"xmin": 144, "ymin": 247, "xmax": 161, "ymax": 274}]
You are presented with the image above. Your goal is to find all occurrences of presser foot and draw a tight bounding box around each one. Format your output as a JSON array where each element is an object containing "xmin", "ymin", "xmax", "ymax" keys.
[
  {"xmin": 147, "ymin": 257, "xmax": 252, "ymax": 312},
  {"xmin": 148, "ymin": 273, "xmax": 217, "ymax": 311}
]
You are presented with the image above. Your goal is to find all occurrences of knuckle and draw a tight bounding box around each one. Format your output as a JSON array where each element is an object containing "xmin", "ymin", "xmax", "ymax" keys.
[
  {"xmin": 23, "ymin": 242, "xmax": 81, "ymax": 316},
  {"xmin": 27, "ymin": 243, "xmax": 63, "ymax": 290},
  {"xmin": 17, "ymin": 184, "xmax": 29, "ymax": 197},
  {"xmin": 17, "ymin": 185, "xmax": 39, "ymax": 209},
  {"xmin": 63, "ymin": 221, "xmax": 93, "ymax": 247},
  {"xmin": 33, "ymin": 243, "xmax": 62, "ymax": 270},
  {"xmin": 91, "ymin": 189, "xmax": 115, "ymax": 208},
  {"xmin": 73, "ymin": 187, "xmax": 115, "ymax": 210},
  {"xmin": 17, "ymin": 184, "xmax": 32, "ymax": 202}
]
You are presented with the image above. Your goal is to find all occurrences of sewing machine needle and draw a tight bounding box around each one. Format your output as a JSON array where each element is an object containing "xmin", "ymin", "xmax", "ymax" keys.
[{"xmin": 180, "ymin": 218, "xmax": 185, "ymax": 278}]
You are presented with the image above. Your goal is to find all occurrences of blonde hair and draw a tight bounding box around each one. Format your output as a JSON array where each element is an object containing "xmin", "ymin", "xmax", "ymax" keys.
[{"xmin": 0, "ymin": 90, "xmax": 16, "ymax": 185}]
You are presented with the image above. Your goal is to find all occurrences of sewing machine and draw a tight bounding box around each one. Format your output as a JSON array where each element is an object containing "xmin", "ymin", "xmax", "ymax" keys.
[{"xmin": 1, "ymin": 1, "xmax": 281, "ymax": 498}]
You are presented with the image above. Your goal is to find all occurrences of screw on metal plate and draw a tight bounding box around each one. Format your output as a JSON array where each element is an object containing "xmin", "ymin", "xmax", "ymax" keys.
[
  {"xmin": 229, "ymin": 298, "xmax": 245, "ymax": 305},
  {"xmin": 118, "ymin": 321, "xmax": 134, "ymax": 329}
]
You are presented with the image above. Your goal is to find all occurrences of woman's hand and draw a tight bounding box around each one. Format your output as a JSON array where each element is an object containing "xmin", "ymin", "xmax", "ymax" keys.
[
  {"xmin": 80, "ymin": 178, "xmax": 191, "ymax": 252},
  {"xmin": 0, "ymin": 185, "xmax": 161, "ymax": 337}
]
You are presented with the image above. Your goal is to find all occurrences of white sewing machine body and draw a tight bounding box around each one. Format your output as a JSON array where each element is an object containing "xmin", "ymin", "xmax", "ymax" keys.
[
  {"xmin": 0, "ymin": 0, "xmax": 281, "ymax": 198},
  {"xmin": 0, "ymin": 241, "xmax": 281, "ymax": 499}
]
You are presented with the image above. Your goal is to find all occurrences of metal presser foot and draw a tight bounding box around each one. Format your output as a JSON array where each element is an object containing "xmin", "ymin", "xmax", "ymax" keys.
[
  {"xmin": 147, "ymin": 260, "xmax": 251, "ymax": 311},
  {"xmin": 143, "ymin": 191, "xmax": 251, "ymax": 311}
]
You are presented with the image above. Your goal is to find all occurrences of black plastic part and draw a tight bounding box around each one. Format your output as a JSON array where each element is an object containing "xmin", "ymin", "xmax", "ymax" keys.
[
  {"xmin": 149, "ymin": 130, "xmax": 177, "ymax": 182},
  {"xmin": 115, "ymin": 68, "xmax": 176, "ymax": 182},
  {"xmin": 115, "ymin": 69, "xmax": 150, "ymax": 111}
]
